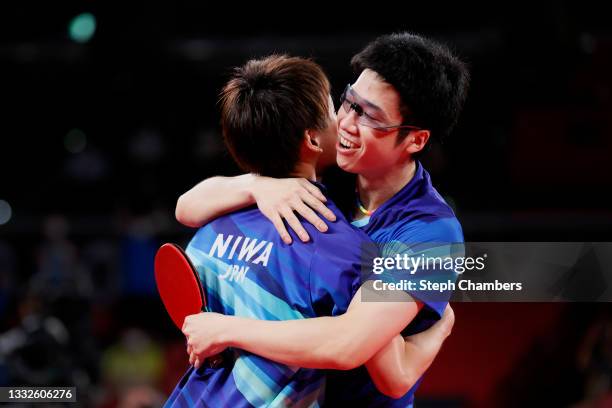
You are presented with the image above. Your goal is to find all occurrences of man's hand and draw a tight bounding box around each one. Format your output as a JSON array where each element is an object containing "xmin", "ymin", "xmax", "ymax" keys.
[
  {"xmin": 182, "ymin": 312, "xmax": 231, "ymax": 369},
  {"xmin": 174, "ymin": 174, "xmax": 336, "ymax": 240},
  {"xmin": 404, "ymin": 305, "xmax": 455, "ymax": 358},
  {"xmin": 251, "ymin": 177, "xmax": 336, "ymax": 244}
]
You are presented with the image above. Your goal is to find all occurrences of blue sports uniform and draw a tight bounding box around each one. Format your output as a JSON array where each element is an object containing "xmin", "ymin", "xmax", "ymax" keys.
[
  {"xmin": 164, "ymin": 183, "xmax": 369, "ymax": 408},
  {"xmin": 326, "ymin": 161, "xmax": 464, "ymax": 407}
]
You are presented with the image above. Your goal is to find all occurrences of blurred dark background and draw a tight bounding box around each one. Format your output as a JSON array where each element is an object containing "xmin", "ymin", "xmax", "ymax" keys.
[{"xmin": 0, "ymin": 2, "xmax": 611, "ymax": 407}]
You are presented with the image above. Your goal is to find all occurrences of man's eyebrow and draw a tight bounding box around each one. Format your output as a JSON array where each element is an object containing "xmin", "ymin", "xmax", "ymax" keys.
[
  {"xmin": 350, "ymin": 87, "xmax": 383, "ymax": 112},
  {"xmin": 350, "ymin": 86, "xmax": 392, "ymax": 121}
]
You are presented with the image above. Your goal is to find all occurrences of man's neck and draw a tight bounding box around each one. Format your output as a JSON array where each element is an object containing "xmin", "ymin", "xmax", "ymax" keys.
[
  {"xmin": 291, "ymin": 161, "xmax": 318, "ymax": 181},
  {"xmin": 357, "ymin": 159, "xmax": 416, "ymax": 213}
]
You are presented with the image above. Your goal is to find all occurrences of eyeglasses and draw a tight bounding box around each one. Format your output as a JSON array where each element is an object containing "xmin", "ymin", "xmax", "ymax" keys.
[{"xmin": 339, "ymin": 84, "xmax": 422, "ymax": 132}]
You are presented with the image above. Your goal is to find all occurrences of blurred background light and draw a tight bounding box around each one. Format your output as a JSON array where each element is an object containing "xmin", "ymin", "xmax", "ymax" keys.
[
  {"xmin": 64, "ymin": 128, "xmax": 87, "ymax": 154},
  {"xmin": 68, "ymin": 13, "xmax": 96, "ymax": 44},
  {"xmin": 0, "ymin": 200, "xmax": 12, "ymax": 225}
]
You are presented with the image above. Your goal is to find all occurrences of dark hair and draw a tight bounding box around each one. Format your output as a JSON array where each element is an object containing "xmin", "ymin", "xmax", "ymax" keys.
[
  {"xmin": 351, "ymin": 32, "xmax": 470, "ymax": 145},
  {"xmin": 219, "ymin": 55, "xmax": 331, "ymax": 178}
]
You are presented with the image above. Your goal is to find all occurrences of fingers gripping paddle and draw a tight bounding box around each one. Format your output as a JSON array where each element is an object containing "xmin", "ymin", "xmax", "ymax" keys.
[
  {"xmin": 154, "ymin": 243, "xmax": 205, "ymax": 329},
  {"xmin": 154, "ymin": 243, "xmax": 224, "ymax": 368}
]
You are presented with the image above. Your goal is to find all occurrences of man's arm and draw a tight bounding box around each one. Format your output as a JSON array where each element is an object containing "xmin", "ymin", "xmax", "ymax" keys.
[
  {"xmin": 175, "ymin": 174, "xmax": 335, "ymax": 243},
  {"xmin": 184, "ymin": 287, "xmax": 454, "ymax": 398},
  {"xmin": 184, "ymin": 284, "xmax": 420, "ymax": 370},
  {"xmin": 175, "ymin": 174, "xmax": 255, "ymax": 228},
  {"xmin": 364, "ymin": 306, "xmax": 455, "ymax": 398}
]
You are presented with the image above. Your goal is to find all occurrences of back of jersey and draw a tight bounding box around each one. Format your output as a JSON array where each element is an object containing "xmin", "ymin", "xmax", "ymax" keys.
[{"xmin": 167, "ymin": 198, "xmax": 367, "ymax": 408}]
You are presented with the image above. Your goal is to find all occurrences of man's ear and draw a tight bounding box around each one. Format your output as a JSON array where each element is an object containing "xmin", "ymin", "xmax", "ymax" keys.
[
  {"xmin": 405, "ymin": 129, "xmax": 430, "ymax": 154},
  {"xmin": 304, "ymin": 129, "xmax": 323, "ymax": 153}
]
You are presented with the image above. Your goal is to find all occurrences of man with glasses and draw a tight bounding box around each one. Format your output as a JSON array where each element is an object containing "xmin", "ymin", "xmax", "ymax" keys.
[
  {"xmin": 177, "ymin": 32, "xmax": 469, "ymax": 406},
  {"xmin": 339, "ymin": 83, "xmax": 423, "ymax": 132}
]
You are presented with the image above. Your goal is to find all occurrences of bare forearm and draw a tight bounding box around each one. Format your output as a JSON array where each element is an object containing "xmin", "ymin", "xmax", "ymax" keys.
[
  {"xmin": 225, "ymin": 308, "xmax": 411, "ymax": 370},
  {"xmin": 225, "ymin": 315, "xmax": 359, "ymax": 370},
  {"xmin": 366, "ymin": 306, "xmax": 455, "ymax": 398},
  {"xmin": 190, "ymin": 289, "xmax": 420, "ymax": 371},
  {"xmin": 366, "ymin": 335, "xmax": 434, "ymax": 398},
  {"xmin": 366, "ymin": 336, "xmax": 416, "ymax": 398},
  {"xmin": 175, "ymin": 174, "xmax": 255, "ymax": 227}
]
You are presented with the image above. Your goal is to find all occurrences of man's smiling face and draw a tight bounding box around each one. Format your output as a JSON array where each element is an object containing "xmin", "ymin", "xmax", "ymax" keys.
[{"xmin": 335, "ymin": 69, "xmax": 413, "ymax": 178}]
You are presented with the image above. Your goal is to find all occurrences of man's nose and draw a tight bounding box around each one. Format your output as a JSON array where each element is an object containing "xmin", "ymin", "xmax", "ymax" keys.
[{"xmin": 338, "ymin": 109, "xmax": 359, "ymax": 134}]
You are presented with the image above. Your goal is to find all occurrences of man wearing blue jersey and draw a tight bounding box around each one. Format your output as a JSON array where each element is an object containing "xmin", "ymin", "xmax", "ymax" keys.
[
  {"xmin": 167, "ymin": 53, "xmax": 455, "ymax": 407},
  {"xmin": 177, "ymin": 33, "xmax": 469, "ymax": 406}
]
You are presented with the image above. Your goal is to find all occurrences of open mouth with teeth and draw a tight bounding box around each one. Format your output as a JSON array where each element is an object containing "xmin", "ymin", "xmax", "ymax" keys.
[{"xmin": 338, "ymin": 135, "xmax": 360, "ymax": 150}]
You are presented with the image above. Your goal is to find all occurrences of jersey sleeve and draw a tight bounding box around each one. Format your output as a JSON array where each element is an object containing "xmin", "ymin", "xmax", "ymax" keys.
[{"xmin": 377, "ymin": 216, "xmax": 465, "ymax": 334}]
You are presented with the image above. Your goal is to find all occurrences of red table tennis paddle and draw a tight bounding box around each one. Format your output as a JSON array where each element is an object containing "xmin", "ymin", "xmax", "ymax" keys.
[
  {"xmin": 155, "ymin": 243, "xmax": 224, "ymax": 368},
  {"xmin": 154, "ymin": 243, "xmax": 206, "ymax": 329}
]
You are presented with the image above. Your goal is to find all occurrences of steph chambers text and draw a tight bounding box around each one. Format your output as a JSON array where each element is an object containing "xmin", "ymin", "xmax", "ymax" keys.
[{"xmin": 372, "ymin": 279, "xmax": 523, "ymax": 292}]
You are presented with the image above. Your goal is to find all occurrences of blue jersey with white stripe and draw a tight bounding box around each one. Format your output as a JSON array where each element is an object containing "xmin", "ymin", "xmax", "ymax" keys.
[
  {"xmin": 326, "ymin": 161, "xmax": 464, "ymax": 407},
  {"xmin": 165, "ymin": 184, "xmax": 367, "ymax": 408}
]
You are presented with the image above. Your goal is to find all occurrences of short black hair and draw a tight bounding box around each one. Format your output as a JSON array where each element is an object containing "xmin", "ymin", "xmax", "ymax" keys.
[
  {"xmin": 219, "ymin": 55, "xmax": 330, "ymax": 178},
  {"xmin": 351, "ymin": 32, "xmax": 469, "ymax": 145}
]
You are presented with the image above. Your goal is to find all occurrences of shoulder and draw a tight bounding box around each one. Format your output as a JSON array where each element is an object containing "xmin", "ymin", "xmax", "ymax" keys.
[
  {"xmin": 394, "ymin": 176, "xmax": 464, "ymax": 243},
  {"xmin": 314, "ymin": 217, "xmax": 370, "ymax": 250},
  {"xmin": 188, "ymin": 223, "xmax": 216, "ymax": 247},
  {"xmin": 391, "ymin": 211, "xmax": 464, "ymax": 244},
  {"xmin": 309, "ymin": 218, "xmax": 373, "ymax": 270},
  {"xmin": 313, "ymin": 196, "xmax": 372, "ymax": 250}
]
